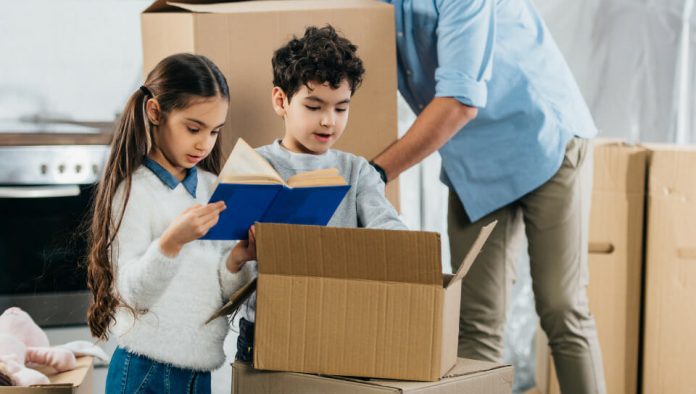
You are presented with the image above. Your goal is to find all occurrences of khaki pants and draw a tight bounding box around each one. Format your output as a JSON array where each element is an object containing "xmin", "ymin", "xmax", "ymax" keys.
[{"xmin": 448, "ymin": 138, "xmax": 606, "ymax": 394}]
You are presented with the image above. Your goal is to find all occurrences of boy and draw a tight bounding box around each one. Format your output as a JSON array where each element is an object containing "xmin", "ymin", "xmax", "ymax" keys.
[{"xmin": 235, "ymin": 25, "xmax": 406, "ymax": 362}]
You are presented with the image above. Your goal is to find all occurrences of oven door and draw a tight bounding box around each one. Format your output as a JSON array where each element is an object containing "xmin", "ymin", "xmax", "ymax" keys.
[{"xmin": 0, "ymin": 183, "xmax": 97, "ymax": 326}]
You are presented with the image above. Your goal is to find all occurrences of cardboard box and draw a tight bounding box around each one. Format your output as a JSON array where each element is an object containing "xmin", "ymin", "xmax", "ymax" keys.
[
  {"xmin": 251, "ymin": 222, "xmax": 495, "ymax": 381},
  {"xmin": 530, "ymin": 141, "xmax": 648, "ymax": 394},
  {"xmin": 0, "ymin": 356, "xmax": 94, "ymax": 394},
  {"xmin": 232, "ymin": 358, "xmax": 514, "ymax": 394},
  {"xmin": 141, "ymin": 0, "xmax": 401, "ymax": 208},
  {"xmin": 642, "ymin": 145, "xmax": 696, "ymax": 393}
]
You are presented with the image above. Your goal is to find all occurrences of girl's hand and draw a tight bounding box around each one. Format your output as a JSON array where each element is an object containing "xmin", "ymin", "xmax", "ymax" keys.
[
  {"xmin": 160, "ymin": 201, "xmax": 226, "ymax": 257},
  {"xmin": 226, "ymin": 226, "xmax": 256, "ymax": 273}
]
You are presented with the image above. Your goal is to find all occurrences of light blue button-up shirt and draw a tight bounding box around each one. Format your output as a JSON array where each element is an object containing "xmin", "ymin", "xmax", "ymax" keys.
[{"xmin": 385, "ymin": 0, "xmax": 597, "ymax": 221}]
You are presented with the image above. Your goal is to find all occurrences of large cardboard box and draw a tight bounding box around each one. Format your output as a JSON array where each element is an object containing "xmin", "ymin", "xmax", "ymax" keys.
[
  {"xmin": 528, "ymin": 141, "xmax": 648, "ymax": 394},
  {"xmin": 251, "ymin": 222, "xmax": 495, "ymax": 382},
  {"xmin": 232, "ymin": 358, "xmax": 513, "ymax": 393},
  {"xmin": 141, "ymin": 0, "xmax": 400, "ymax": 208},
  {"xmin": 642, "ymin": 146, "xmax": 696, "ymax": 393},
  {"xmin": 0, "ymin": 357, "xmax": 93, "ymax": 394}
]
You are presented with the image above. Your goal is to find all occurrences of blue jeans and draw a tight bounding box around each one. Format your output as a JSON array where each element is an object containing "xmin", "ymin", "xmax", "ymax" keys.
[
  {"xmin": 106, "ymin": 347, "xmax": 211, "ymax": 394},
  {"xmin": 235, "ymin": 318, "xmax": 255, "ymax": 363}
]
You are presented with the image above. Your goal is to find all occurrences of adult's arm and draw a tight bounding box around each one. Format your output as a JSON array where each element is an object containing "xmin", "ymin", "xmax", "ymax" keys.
[
  {"xmin": 372, "ymin": 0, "xmax": 494, "ymax": 181},
  {"xmin": 372, "ymin": 98, "xmax": 477, "ymax": 181}
]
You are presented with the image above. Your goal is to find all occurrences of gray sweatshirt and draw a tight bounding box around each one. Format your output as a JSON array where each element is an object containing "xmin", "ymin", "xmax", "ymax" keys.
[{"xmin": 242, "ymin": 140, "xmax": 408, "ymax": 321}]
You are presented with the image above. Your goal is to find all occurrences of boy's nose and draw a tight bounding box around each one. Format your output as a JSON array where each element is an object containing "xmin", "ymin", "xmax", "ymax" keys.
[{"xmin": 321, "ymin": 114, "xmax": 336, "ymax": 127}]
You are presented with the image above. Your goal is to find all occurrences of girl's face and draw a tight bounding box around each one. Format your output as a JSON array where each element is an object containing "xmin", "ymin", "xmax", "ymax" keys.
[
  {"xmin": 273, "ymin": 80, "xmax": 352, "ymax": 154},
  {"xmin": 148, "ymin": 97, "xmax": 228, "ymax": 179}
]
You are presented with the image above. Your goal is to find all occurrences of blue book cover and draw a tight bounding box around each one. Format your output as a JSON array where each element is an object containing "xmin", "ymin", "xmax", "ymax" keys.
[
  {"xmin": 200, "ymin": 138, "xmax": 351, "ymax": 241},
  {"xmin": 202, "ymin": 183, "xmax": 350, "ymax": 240}
]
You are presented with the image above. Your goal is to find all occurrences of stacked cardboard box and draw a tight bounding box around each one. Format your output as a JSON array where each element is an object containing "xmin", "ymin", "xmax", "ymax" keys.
[
  {"xmin": 141, "ymin": 0, "xmax": 401, "ymax": 208},
  {"xmin": 642, "ymin": 145, "xmax": 696, "ymax": 393},
  {"xmin": 210, "ymin": 222, "xmax": 506, "ymax": 392},
  {"xmin": 528, "ymin": 141, "xmax": 648, "ymax": 394},
  {"xmin": 232, "ymin": 358, "xmax": 514, "ymax": 394}
]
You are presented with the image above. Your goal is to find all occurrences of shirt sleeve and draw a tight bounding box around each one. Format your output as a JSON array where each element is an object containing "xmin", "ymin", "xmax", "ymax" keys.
[
  {"xmin": 356, "ymin": 159, "xmax": 409, "ymax": 230},
  {"xmin": 111, "ymin": 183, "xmax": 182, "ymax": 310},
  {"xmin": 434, "ymin": 0, "xmax": 495, "ymax": 108}
]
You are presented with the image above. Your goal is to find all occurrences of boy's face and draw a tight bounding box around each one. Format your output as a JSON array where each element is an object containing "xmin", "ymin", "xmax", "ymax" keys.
[{"xmin": 273, "ymin": 80, "xmax": 352, "ymax": 154}]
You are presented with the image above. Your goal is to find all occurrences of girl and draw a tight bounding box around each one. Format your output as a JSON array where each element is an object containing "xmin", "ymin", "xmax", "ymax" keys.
[{"xmin": 86, "ymin": 53, "xmax": 255, "ymax": 393}]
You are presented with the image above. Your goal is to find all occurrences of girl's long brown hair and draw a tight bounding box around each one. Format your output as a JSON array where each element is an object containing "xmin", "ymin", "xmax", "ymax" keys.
[{"xmin": 87, "ymin": 53, "xmax": 229, "ymax": 340}]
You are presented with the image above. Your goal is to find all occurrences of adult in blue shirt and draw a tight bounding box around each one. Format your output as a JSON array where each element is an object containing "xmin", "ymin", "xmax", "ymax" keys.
[{"xmin": 371, "ymin": 1, "xmax": 606, "ymax": 392}]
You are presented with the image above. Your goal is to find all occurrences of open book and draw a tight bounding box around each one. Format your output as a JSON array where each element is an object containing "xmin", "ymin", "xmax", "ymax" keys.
[{"xmin": 201, "ymin": 138, "xmax": 350, "ymax": 240}]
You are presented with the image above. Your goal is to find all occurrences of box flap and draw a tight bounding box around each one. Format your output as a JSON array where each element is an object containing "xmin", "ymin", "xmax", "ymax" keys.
[
  {"xmin": 647, "ymin": 147, "xmax": 696, "ymax": 198},
  {"xmin": 207, "ymin": 277, "xmax": 257, "ymax": 322},
  {"xmin": 144, "ymin": 0, "xmax": 220, "ymax": 13},
  {"xmin": 593, "ymin": 141, "xmax": 648, "ymax": 194},
  {"xmin": 146, "ymin": 0, "xmax": 389, "ymax": 14},
  {"xmin": 256, "ymin": 223, "xmax": 442, "ymax": 286},
  {"xmin": 446, "ymin": 221, "xmax": 496, "ymax": 287}
]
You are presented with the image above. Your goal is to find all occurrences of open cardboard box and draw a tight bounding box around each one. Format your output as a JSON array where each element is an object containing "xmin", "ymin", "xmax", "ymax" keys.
[
  {"xmin": 0, "ymin": 356, "xmax": 93, "ymax": 394},
  {"xmin": 215, "ymin": 222, "xmax": 495, "ymax": 381}
]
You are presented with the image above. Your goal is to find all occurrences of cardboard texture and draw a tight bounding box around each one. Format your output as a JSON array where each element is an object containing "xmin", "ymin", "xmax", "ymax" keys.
[
  {"xmin": 530, "ymin": 141, "xmax": 648, "ymax": 394},
  {"xmin": 232, "ymin": 358, "xmax": 514, "ymax": 394},
  {"xmin": 642, "ymin": 145, "xmax": 696, "ymax": 394},
  {"xmin": 141, "ymin": 0, "xmax": 401, "ymax": 209},
  {"xmin": 0, "ymin": 357, "xmax": 94, "ymax": 394},
  {"xmin": 251, "ymin": 222, "xmax": 495, "ymax": 382}
]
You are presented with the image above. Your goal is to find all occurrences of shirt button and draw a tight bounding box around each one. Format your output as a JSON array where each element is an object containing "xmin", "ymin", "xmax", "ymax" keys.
[
  {"xmin": 419, "ymin": 104, "xmax": 424, "ymax": 109},
  {"xmin": 397, "ymin": 31, "xmax": 404, "ymax": 38},
  {"xmin": 406, "ymin": 69, "xmax": 412, "ymax": 76}
]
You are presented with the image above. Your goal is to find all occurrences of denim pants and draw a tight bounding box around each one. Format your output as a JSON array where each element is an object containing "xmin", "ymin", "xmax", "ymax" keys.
[
  {"xmin": 106, "ymin": 347, "xmax": 211, "ymax": 394},
  {"xmin": 235, "ymin": 318, "xmax": 255, "ymax": 363}
]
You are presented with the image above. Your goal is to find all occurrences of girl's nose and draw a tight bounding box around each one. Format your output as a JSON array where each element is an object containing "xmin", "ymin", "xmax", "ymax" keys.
[{"xmin": 195, "ymin": 135, "xmax": 211, "ymax": 152}]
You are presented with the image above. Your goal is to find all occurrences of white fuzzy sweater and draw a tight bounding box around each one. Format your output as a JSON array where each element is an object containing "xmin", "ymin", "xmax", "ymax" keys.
[{"xmin": 109, "ymin": 166, "xmax": 252, "ymax": 371}]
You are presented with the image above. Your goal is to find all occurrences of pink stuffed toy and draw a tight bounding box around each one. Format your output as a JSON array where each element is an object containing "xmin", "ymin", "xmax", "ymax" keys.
[{"xmin": 0, "ymin": 307, "xmax": 76, "ymax": 387}]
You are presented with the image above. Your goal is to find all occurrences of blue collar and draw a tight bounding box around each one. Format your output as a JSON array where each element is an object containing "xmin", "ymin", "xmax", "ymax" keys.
[{"xmin": 143, "ymin": 157, "xmax": 198, "ymax": 198}]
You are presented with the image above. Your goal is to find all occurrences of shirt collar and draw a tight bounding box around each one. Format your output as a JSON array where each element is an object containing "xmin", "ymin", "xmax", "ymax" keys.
[{"xmin": 143, "ymin": 157, "xmax": 198, "ymax": 198}]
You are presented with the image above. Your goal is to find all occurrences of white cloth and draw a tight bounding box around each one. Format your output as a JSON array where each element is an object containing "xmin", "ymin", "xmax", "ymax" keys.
[{"xmin": 56, "ymin": 341, "xmax": 109, "ymax": 362}]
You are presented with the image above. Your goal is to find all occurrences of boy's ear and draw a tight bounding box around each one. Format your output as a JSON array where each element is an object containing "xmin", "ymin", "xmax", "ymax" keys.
[
  {"xmin": 271, "ymin": 87, "xmax": 288, "ymax": 117},
  {"xmin": 145, "ymin": 98, "xmax": 161, "ymax": 125}
]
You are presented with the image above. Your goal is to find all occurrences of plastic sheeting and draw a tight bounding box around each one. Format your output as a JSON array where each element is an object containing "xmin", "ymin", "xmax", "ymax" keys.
[{"xmin": 537, "ymin": 0, "xmax": 696, "ymax": 144}]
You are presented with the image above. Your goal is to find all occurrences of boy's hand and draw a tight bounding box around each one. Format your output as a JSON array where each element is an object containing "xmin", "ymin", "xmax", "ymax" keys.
[
  {"xmin": 226, "ymin": 226, "xmax": 257, "ymax": 273},
  {"xmin": 160, "ymin": 201, "xmax": 226, "ymax": 257}
]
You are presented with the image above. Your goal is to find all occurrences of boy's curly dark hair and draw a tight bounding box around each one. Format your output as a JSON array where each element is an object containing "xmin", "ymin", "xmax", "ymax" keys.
[{"xmin": 272, "ymin": 25, "xmax": 365, "ymax": 102}]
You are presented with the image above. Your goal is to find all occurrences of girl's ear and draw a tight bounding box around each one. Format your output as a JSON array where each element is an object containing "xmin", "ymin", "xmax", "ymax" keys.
[
  {"xmin": 271, "ymin": 87, "xmax": 288, "ymax": 117},
  {"xmin": 145, "ymin": 98, "xmax": 161, "ymax": 125}
]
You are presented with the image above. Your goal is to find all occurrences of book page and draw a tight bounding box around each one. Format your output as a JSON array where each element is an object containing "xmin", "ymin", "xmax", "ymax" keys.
[
  {"xmin": 217, "ymin": 138, "xmax": 284, "ymax": 185},
  {"xmin": 287, "ymin": 168, "xmax": 347, "ymax": 187}
]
